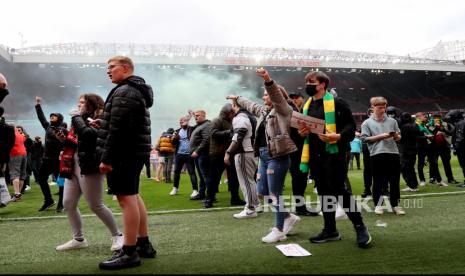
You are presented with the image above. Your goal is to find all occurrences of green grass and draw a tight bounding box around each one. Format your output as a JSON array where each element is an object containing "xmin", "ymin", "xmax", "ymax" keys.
[
  {"xmin": 0, "ymin": 156, "xmax": 464, "ymax": 274},
  {"xmin": 1, "ymin": 156, "xmax": 463, "ymax": 219},
  {"xmin": 1, "ymin": 195, "xmax": 465, "ymax": 274}
]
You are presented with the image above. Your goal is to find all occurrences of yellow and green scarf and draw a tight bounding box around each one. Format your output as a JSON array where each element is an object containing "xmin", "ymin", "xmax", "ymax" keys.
[{"xmin": 300, "ymin": 92, "xmax": 338, "ymax": 173}]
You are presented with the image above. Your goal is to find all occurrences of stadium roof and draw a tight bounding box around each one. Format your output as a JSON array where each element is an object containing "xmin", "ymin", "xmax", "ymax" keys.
[
  {"xmin": 410, "ymin": 40, "xmax": 465, "ymax": 62},
  {"xmin": 1, "ymin": 42, "xmax": 465, "ymax": 72}
]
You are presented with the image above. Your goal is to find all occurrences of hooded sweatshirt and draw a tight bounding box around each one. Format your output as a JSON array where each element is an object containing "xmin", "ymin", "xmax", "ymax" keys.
[
  {"xmin": 97, "ymin": 75, "xmax": 154, "ymax": 164},
  {"xmin": 35, "ymin": 105, "xmax": 66, "ymax": 160}
]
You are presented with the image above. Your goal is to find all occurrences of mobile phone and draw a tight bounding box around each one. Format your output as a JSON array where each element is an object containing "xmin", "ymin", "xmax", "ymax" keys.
[
  {"xmin": 87, "ymin": 118, "xmax": 94, "ymax": 123},
  {"xmin": 389, "ymin": 131, "xmax": 396, "ymax": 136}
]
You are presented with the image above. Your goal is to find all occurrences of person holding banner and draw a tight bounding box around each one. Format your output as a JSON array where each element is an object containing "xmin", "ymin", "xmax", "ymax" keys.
[{"xmin": 297, "ymin": 71, "xmax": 372, "ymax": 248}]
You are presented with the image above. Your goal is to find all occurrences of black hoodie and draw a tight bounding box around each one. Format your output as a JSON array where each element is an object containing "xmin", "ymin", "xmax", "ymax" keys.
[
  {"xmin": 35, "ymin": 105, "xmax": 66, "ymax": 160},
  {"xmin": 97, "ymin": 75, "xmax": 154, "ymax": 165}
]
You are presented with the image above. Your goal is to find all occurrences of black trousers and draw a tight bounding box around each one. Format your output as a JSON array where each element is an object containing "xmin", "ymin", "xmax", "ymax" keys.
[
  {"xmin": 349, "ymin": 153, "xmax": 360, "ymax": 170},
  {"xmin": 310, "ymin": 153, "xmax": 363, "ymax": 232},
  {"xmin": 289, "ymin": 151, "xmax": 309, "ymax": 210},
  {"xmin": 371, "ymin": 153, "xmax": 400, "ymax": 208},
  {"xmin": 456, "ymin": 149, "xmax": 465, "ymax": 181},
  {"xmin": 37, "ymin": 158, "xmax": 59, "ymax": 203},
  {"xmin": 400, "ymin": 152, "xmax": 418, "ymax": 189},
  {"xmin": 417, "ymin": 147, "xmax": 431, "ymax": 182},
  {"xmin": 362, "ymin": 148, "xmax": 373, "ymax": 193},
  {"xmin": 430, "ymin": 147, "xmax": 454, "ymax": 182},
  {"xmin": 207, "ymin": 155, "xmax": 240, "ymax": 202},
  {"xmin": 144, "ymin": 156, "xmax": 151, "ymax": 178},
  {"xmin": 173, "ymin": 153, "xmax": 198, "ymax": 190}
]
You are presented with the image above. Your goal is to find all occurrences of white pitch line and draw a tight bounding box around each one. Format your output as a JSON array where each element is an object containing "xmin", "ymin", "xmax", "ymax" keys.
[{"xmin": 1, "ymin": 190, "xmax": 464, "ymax": 222}]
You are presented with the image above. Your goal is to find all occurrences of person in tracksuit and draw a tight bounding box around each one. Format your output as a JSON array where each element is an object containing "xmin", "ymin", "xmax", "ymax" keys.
[{"xmin": 224, "ymin": 101, "xmax": 259, "ymax": 218}]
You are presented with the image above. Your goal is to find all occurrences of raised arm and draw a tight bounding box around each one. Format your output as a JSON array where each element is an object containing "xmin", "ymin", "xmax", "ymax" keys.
[
  {"xmin": 226, "ymin": 95, "xmax": 266, "ymax": 118},
  {"xmin": 256, "ymin": 68, "xmax": 290, "ymax": 116},
  {"xmin": 35, "ymin": 96, "xmax": 50, "ymax": 130}
]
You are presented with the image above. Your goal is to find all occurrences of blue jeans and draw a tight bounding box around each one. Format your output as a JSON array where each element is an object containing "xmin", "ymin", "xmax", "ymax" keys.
[
  {"xmin": 194, "ymin": 153, "xmax": 210, "ymax": 196},
  {"xmin": 257, "ymin": 147, "xmax": 290, "ymax": 230}
]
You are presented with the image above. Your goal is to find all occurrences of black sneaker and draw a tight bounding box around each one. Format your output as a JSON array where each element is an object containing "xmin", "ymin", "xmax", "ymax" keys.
[
  {"xmin": 99, "ymin": 249, "xmax": 141, "ymax": 270},
  {"xmin": 309, "ymin": 230, "xmax": 341, "ymax": 243},
  {"xmin": 190, "ymin": 194, "xmax": 205, "ymax": 200},
  {"xmin": 56, "ymin": 206, "xmax": 64, "ymax": 213},
  {"xmin": 136, "ymin": 242, "xmax": 157, "ymax": 258},
  {"xmin": 203, "ymin": 199, "xmax": 214, "ymax": 209},
  {"xmin": 457, "ymin": 183, "xmax": 465, "ymax": 188},
  {"xmin": 295, "ymin": 207, "xmax": 319, "ymax": 217},
  {"xmin": 448, "ymin": 179, "xmax": 460, "ymax": 184},
  {"xmin": 361, "ymin": 190, "xmax": 372, "ymax": 198},
  {"xmin": 38, "ymin": 201, "xmax": 55, "ymax": 212},
  {"xmin": 354, "ymin": 224, "xmax": 372, "ymax": 248}
]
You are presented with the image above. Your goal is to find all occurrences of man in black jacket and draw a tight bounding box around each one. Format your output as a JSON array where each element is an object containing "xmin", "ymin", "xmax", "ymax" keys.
[
  {"xmin": 452, "ymin": 112, "xmax": 465, "ymax": 187},
  {"xmin": 35, "ymin": 96, "xmax": 66, "ymax": 212},
  {"xmin": 297, "ymin": 71, "xmax": 371, "ymax": 248},
  {"xmin": 189, "ymin": 110, "xmax": 211, "ymax": 200},
  {"xmin": 0, "ymin": 106, "xmax": 15, "ymax": 207},
  {"xmin": 399, "ymin": 112, "xmax": 422, "ymax": 191},
  {"xmin": 205, "ymin": 103, "xmax": 243, "ymax": 208},
  {"xmin": 97, "ymin": 56, "xmax": 155, "ymax": 270}
]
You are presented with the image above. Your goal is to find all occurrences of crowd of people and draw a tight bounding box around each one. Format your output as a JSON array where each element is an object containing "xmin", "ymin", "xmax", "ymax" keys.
[{"xmin": 1, "ymin": 60, "xmax": 464, "ymax": 270}]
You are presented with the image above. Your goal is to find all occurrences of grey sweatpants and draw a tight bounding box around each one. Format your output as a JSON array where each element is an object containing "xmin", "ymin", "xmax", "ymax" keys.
[
  {"xmin": 234, "ymin": 152, "xmax": 259, "ymax": 209},
  {"xmin": 63, "ymin": 153, "xmax": 119, "ymax": 240}
]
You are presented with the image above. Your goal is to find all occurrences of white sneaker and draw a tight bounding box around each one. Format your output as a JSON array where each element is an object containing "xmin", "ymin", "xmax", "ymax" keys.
[
  {"xmin": 233, "ymin": 208, "xmax": 257, "ymax": 219},
  {"xmin": 25, "ymin": 185, "xmax": 31, "ymax": 191},
  {"xmin": 393, "ymin": 206, "xmax": 406, "ymax": 215},
  {"xmin": 401, "ymin": 187, "xmax": 418, "ymax": 192},
  {"xmin": 419, "ymin": 181, "xmax": 426, "ymax": 187},
  {"xmin": 255, "ymin": 204, "xmax": 264, "ymax": 213},
  {"xmin": 111, "ymin": 235, "xmax": 124, "ymax": 251},
  {"xmin": 169, "ymin": 187, "xmax": 178, "ymax": 196},
  {"xmin": 190, "ymin": 190, "xmax": 199, "ymax": 198},
  {"xmin": 374, "ymin": 206, "xmax": 384, "ymax": 215},
  {"xmin": 56, "ymin": 239, "xmax": 88, "ymax": 251},
  {"xmin": 262, "ymin": 227, "xmax": 287, "ymax": 243},
  {"xmin": 283, "ymin": 213, "xmax": 301, "ymax": 235},
  {"xmin": 437, "ymin": 181, "xmax": 448, "ymax": 187}
]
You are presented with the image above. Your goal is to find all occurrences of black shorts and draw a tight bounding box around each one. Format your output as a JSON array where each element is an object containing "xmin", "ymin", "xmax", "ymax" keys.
[{"xmin": 107, "ymin": 158, "xmax": 145, "ymax": 195}]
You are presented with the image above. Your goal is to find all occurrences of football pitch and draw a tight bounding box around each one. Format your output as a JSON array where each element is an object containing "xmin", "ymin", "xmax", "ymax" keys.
[{"xmin": 1, "ymin": 158, "xmax": 465, "ymax": 274}]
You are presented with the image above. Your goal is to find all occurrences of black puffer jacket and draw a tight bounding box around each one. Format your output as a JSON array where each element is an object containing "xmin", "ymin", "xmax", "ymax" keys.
[
  {"xmin": 97, "ymin": 75, "xmax": 153, "ymax": 164},
  {"xmin": 0, "ymin": 118, "xmax": 15, "ymax": 164},
  {"xmin": 72, "ymin": 114, "xmax": 101, "ymax": 175},
  {"xmin": 35, "ymin": 105, "xmax": 66, "ymax": 160}
]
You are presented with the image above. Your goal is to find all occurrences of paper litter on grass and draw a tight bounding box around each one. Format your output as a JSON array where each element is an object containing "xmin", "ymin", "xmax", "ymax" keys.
[{"xmin": 275, "ymin": 243, "xmax": 312, "ymax": 257}]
